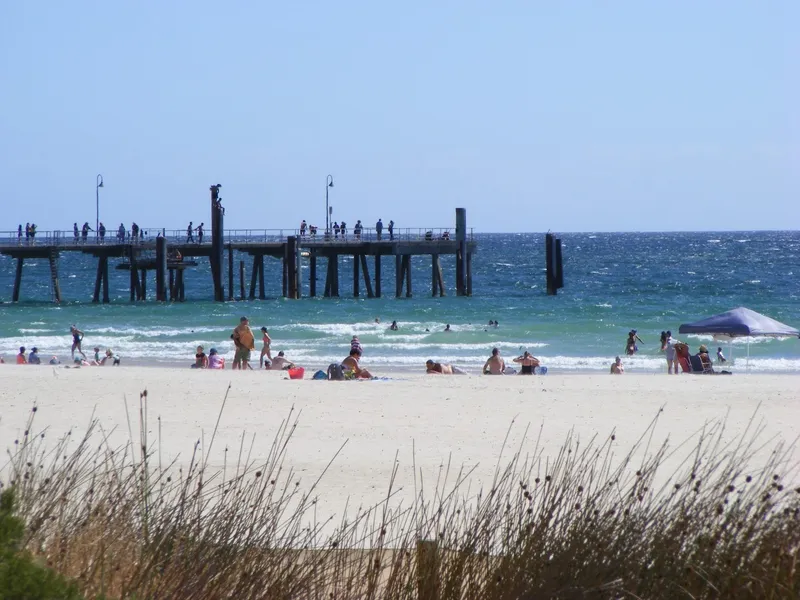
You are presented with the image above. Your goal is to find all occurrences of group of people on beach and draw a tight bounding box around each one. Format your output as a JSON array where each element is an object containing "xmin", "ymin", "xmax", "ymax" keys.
[
  {"xmin": 611, "ymin": 329, "xmax": 729, "ymax": 374},
  {"xmin": 191, "ymin": 317, "xmax": 296, "ymax": 371},
  {"xmin": 2, "ymin": 324, "xmax": 120, "ymax": 367}
]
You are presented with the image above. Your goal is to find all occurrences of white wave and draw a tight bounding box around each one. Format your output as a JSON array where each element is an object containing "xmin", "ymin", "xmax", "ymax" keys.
[
  {"xmin": 18, "ymin": 328, "xmax": 53, "ymax": 333},
  {"xmin": 737, "ymin": 239, "xmax": 750, "ymax": 243},
  {"xmin": 684, "ymin": 334, "xmax": 778, "ymax": 345},
  {"xmin": 91, "ymin": 326, "xmax": 225, "ymax": 337},
  {"xmin": 707, "ymin": 239, "xmax": 721, "ymax": 243},
  {"xmin": 596, "ymin": 303, "xmax": 612, "ymax": 308}
]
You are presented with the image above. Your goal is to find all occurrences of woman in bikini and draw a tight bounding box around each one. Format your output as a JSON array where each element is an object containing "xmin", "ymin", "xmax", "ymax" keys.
[
  {"xmin": 259, "ymin": 327, "xmax": 272, "ymax": 368},
  {"xmin": 70, "ymin": 325, "xmax": 86, "ymax": 359}
]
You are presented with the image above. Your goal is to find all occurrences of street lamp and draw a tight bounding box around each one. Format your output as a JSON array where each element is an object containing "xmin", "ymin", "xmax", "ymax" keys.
[
  {"xmin": 326, "ymin": 174, "xmax": 334, "ymax": 234},
  {"xmin": 96, "ymin": 174, "xmax": 104, "ymax": 236}
]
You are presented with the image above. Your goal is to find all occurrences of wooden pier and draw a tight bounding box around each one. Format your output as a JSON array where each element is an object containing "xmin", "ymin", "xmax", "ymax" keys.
[{"xmin": 0, "ymin": 192, "xmax": 476, "ymax": 303}]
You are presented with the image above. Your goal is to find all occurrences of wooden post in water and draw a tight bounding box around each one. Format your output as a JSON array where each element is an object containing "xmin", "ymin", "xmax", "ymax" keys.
[
  {"xmin": 227, "ymin": 244, "xmax": 234, "ymax": 301},
  {"xmin": 466, "ymin": 252, "xmax": 472, "ymax": 297},
  {"xmin": 140, "ymin": 269, "xmax": 147, "ymax": 300},
  {"xmin": 545, "ymin": 233, "xmax": 564, "ymax": 295},
  {"xmin": 555, "ymin": 238, "xmax": 564, "ymax": 290},
  {"xmin": 431, "ymin": 254, "xmax": 439, "ymax": 297},
  {"xmin": 455, "ymin": 208, "xmax": 467, "ymax": 296},
  {"xmin": 324, "ymin": 256, "xmax": 332, "ymax": 298},
  {"xmin": 257, "ymin": 254, "xmax": 266, "ymax": 300},
  {"xmin": 332, "ymin": 255, "xmax": 340, "ymax": 297},
  {"xmin": 249, "ymin": 256, "xmax": 258, "ymax": 300},
  {"xmin": 375, "ymin": 255, "xmax": 382, "ymax": 298},
  {"xmin": 12, "ymin": 258, "xmax": 23, "ymax": 302},
  {"xmin": 102, "ymin": 256, "xmax": 110, "ymax": 303},
  {"xmin": 209, "ymin": 184, "xmax": 225, "ymax": 301},
  {"xmin": 92, "ymin": 258, "xmax": 103, "ymax": 303},
  {"xmin": 48, "ymin": 251, "xmax": 62, "ymax": 303},
  {"xmin": 282, "ymin": 246, "xmax": 289, "ymax": 297},
  {"xmin": 169, "ymin": 269, "xmax": 175, "ymax": 301},
  {"xmin": 177, "ymin": 269, "xmax": 185, "ymax": 301},
  {"xmin": 359, "ymin": 254, "xmax": 374, "ymax": 298},
  {"xmin": 395, "ymin": 254, "xmax": 403, "ymax": 297},
  {"xmin": 156, "ymin": 236, "xmax": 167, "ymax": 301}
]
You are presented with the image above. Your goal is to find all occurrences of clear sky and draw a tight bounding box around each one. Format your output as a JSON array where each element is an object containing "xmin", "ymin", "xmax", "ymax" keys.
[{"xmin": 1, "ymin": 1, "xmax": 797, "ymax": 233}]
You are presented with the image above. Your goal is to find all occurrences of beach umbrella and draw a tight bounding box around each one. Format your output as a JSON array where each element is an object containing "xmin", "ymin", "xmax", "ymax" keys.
[{"xmin": 678, "ymin": 307, "xmax": 799, "ymax": 370}]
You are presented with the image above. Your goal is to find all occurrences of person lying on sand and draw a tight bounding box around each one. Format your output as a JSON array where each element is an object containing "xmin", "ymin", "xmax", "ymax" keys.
[
  {"xmin": 268, "ymin": 351, "xmax": 296, "ymax": 371},
  {"xmin": 610, "ymin": 356, "xmax": 624, "ymax": 374},
  {"xmin": 512, "ymin": 351, "xmax": 540, "ymax": 375},
  {"xmin": 425, "ymin": 360, "xmax": 465, "ymax": 375},
  {"xmin": 483, "ymin": 348, "xmax": 505, "ymax": 375},
  {"xmin": 342, "ymin": 348, "xmax": 372, "ymax": 379}
]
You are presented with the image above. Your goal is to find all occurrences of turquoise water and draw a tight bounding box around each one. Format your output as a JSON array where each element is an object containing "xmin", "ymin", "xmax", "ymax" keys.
[{"xmin": 1, "ymin": 232, "xmax": 798, "ymax": 372}]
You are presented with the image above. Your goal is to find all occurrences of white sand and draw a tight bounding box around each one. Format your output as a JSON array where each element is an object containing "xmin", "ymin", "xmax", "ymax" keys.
[{"xmin": 1, "ymin": 366, "xmax": 798, "ymax": 521}]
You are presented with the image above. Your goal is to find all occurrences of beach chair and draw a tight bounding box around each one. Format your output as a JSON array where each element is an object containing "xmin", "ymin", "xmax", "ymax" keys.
[{"xmin": 688, "ymin": 354, "xmax": 714, "ymax": 374}]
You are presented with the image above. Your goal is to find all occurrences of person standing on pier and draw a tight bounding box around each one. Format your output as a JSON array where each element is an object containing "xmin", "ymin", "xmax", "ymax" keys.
[
  {"xmin": 73, "ymin": 223, "xmax": 79, "ymax": 243},
  {"xmin": 17, "ymin": 225, "xmax": 22, "ymax": 244},
  {"xmin": 300, "ymin": 220, "xmax": 307, "ymax": 237},
  {"xmin": 354, "ymin": 220, "xmax": 363, "ymax": 239},
  {"xmin": 25, "ymin": 223, "xmax": 31, "ymax": 241},
  {"xmin": 376, "ymin": 219, "xmax": 383, "ymax": 240},
  {"xmin": 333, "ymin": 222, "xmax": 340, "ymax": 239},
  {"xmin": 196, "ymin": 222, "xmax": 204, "ymax": 244},
  {"xmin": 340, "ymin": 221, "xmax": 347, "ymax": 239},
  {"xmin": 388, "ymin": 220, "xmax": 394, "ymax": 241},
  {"xmin": 98, "ymin": 222, "xmax": 106, "ymax": 242},
  {"xmin": 70, "ymin": 325, "xmax": 86, "ymax": 360},
  {"xmin": 118, "ymin": 223, "xmax": 126, "ymax": 242},
  {"xmin": 81, "ymin": 222, "xmax": 92, "ymax": 242},
  {"xmin": 186, "ymin": 222, "xmax": 194, "ymax": 243},
  {"xmin": 132, "ymin": 222, "xmax": 139, "ymax": 243}
]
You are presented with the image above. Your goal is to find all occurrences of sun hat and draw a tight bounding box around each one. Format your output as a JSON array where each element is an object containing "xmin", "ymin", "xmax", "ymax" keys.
[{"xmin": 699, "ymin": 345, "xmax": 709, "ymax": 353}]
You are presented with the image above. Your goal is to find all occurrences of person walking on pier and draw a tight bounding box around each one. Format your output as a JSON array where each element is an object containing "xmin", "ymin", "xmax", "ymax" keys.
[
  {"xmin": 388, "ymin": 220, "xmax": 394, "ymax": 241},
  {"xmin": 98, "ymin": 222, "xmax": 106, "ymax": 242},
  {"xmin": 376, "ymin": 219, "xmax": 383, "ymax": 240},
  {"xmin": 340, "ymin": 221, "xmax": 347, "ymax": 239},
  {"xmin": 81, "ymin": 222, "xmax": 92, "ymax": 242},
  {"xmin": 70, "ymin": 325, "xmax": 86, "ymax": 360},
  {"xmin": 333, "ymin": 222, "xmax": 340, "ymax": 239},
  {"xmin": 73, "ymin": 223, "xmax": 79, "ymax": 243},
  {"xmin": 196, "ymin": 222, "xmax": 204, "ymax": 244},
  {"xmin": 186, "ymin": 222, "xmax": 194, "ymax": 243}
]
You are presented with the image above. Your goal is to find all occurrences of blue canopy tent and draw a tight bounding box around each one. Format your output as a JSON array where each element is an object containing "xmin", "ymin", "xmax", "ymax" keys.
[{"xmin": 679, "ymin": 307, "xmax": 799, "ymax": 369}]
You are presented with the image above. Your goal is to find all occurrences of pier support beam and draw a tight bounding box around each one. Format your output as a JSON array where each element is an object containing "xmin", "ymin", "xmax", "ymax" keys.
[
  {"xmin": 156, "ymin": 236, "xmax": 167, "ymax": 302},
  {"xmin": 395, "ymin": 255, "xmax": 403, "ymax": 298},
  {"xmin": 360, "ymin": 254, "xmax": 374, "ymax": 298},
  {"xmin": 227, "ymin": 244, "xmax": 234, "ymax": 301},
  {"xmin": 455, "ymin": 208, "xmax": 467, "ymax": 296},
  {"xmin": 48, "ymin": 251, "xmax": 62, "ymax": 303},
  {"xmin": 374, "ymin": 255, "xmax": 382, "ymax": 298},
  {"xmin": 210, "ymin": 184, "xmax": 225, "ymax": 301},
  {"xmin": 169, "ymin": 269, "xmax": 176, "ymax": 301},
  {"xmin": 258, "ymin": 254, "xmax": 266, "ymax": 300},
  {"xmin": 309, "ymin": 250, "xmax": 317, "ymax": 297},
  {"xmin": 140, "ymin": 269, "xmax": 147, "ymax": 301},
  {"xmin": 12, "ymin": 257, "xmax": 23, "ymax": 302},
  {"xmin": 239, "ymin": 260, "xmax": 245, "ymax": 300},
  {"xmin": 353, "ymin": 254, "xmax": 360, "ymax": 297},
  {"xmin": 177, "ymin": 269, "xmax": 185, "ymax": 302},
  {"xmin": 287, "ymin": 236, "xmax": 299, "ymax": 299},
  {"xmin": 324, "ymin": 255, "xmax": 339, "ymax": 298},
  {"xmin": 466, "ymin": 252, "xmax": 472, "ymax": 296},
  {"xmin": 405, "ymin": 255, "xmax": 412, "ymax": 297},
  {"xmin": 93, "ymin": 256, "xmax": 110, "ymax": 303}
]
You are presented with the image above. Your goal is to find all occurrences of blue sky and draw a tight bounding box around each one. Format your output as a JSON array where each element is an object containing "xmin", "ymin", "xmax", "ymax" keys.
[{"xmin": 1, "ymin": 1, "xmax": 797, "ymax": 233}]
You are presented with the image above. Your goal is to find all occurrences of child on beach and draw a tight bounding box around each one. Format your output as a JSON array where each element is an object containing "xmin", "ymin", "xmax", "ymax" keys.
[
  {"xmin": 717, "ymin": 347, "xmax": 727, "ymax": 363},
  {"xmin": 16, "ymin": 347, "xmax": 27, "ymax": 364},
  {"xmin": 260, "ymin": 327, "xmax": 272, "ymax": 367}
]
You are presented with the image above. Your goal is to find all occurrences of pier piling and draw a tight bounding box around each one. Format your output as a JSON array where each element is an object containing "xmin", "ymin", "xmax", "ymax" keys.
[
  {"xmin": 287, "ymin": 236, "xmax": 298, "ymax": 299},
  {"xmin": 545, "ymin": 232, "xmax": 564, "ymax": 295},
  {"xmin": 375, "ymin": 255, "xmax": 382, "ymax": 297},
  {"xmin": 227, "ymin": 244, "xmax": 234, "ymax": 301},
  {"xmin": 210, "ymin": 184, "xmax": 225, "ymax": 301},
  {"xmin": 155, "ymin": 236, "xmax": 167, "ymax": 301},
  {"xmin": 12, "ymin": 258, "xmax": 23, "ymax": 302},
  {"xmin": 239, "ymin": 260, "xmax": 245, "ymax": 300},
  {"xmin": 309, "ymin": 250, "xmax": 317, "ymax": 297},
  {"xmin": 360, "ymin": 254, "xmax": 374, "ymax": 298},
  {"xmin": 48, "ymin": 251, "xmax": 62, "ymax": 303}
]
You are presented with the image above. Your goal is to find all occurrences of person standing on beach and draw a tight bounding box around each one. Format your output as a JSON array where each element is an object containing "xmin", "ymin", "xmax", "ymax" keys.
[
  {"xmin": 232, "ymin": 316, "xmax": 255, "ymax": 370},
  {"xmin": 664, "ymin": 331, "xmax": 678, "ymax": 374},
  {"xmin": 483, "ymin": 348, "xmax": 505, "ymax": 375},
  {"xmin": 259, "ymin": 327, "xmax": 272, "ymax": 367},
  {"xmin": 187, "ymin": 222, "xmax": 194, "ymax": 243},
  {"xmin": 70, "ymin": 325, "xmax": 86, "ymax": 359}
]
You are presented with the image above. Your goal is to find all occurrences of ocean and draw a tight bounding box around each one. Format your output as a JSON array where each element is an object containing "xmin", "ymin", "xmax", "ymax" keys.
[{"xmin": 1, "ymin": 231, "xmax": 798, "ymax": 373}]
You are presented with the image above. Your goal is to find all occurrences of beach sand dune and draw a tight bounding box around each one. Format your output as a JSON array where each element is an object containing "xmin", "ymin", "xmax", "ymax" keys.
[{"xmin": 1, "ymin": 367, "xmax": 798, "ymax": 520}]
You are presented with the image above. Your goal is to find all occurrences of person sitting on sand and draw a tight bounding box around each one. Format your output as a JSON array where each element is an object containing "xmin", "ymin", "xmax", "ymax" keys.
[
  {"xmin": 610, "ymin": 356, "xmax": 624, "ymax": 374},
  {"xmin": 389, "ymin": 320, "xmax": 399, "ymax": 331},
  {"xmin": 192, "ymin": 345, "xmax": 208, "ymax": 369},
  {"xmin": 425, "ymin": 360, "xmax": 465, "ymax": 375},
  {"xmin": 483, "ymin": 348, "xmax": 505, "ymax": 375},
  {"xmin": 268, "ymin": 351, "xmax": 295, "ymax": 371},
  {"xmin": 208, "ymin": 348, "xmax": 225, "ymax": 369},
  {"xmin": 101, "ymin": 349, "xmax": 121, "ymax": 366},
  {"xmin": 342, "ymin": 348, "xmax": 372, "ymax": 379},
  {"xmin": 28, "ymin": 347, "xmax": 41, "ymax": 365},
  {"xmin": 91, "ymin": 346, "xmax": 102, "ymax": 365},
  {"xmin": 697, "ymin": 345, "xmax": 715, "ymax": 373},
  {"xmin": 513, "ymin": 351, "xmax": 540, "ymax": 375},
  {"xmin": 49, "ymin": 356, "xmax": 60, "ymax": 365},
  {"xmin": 259, "ymin": 327, "xmax": 272, "ymax": 367},
  {"xmin": 716, "ymin": 347, "xmax": 727, "ymax": 364},
  {"xmin": 17, "ymin": 346, "xmax": 27, "ymax": 364}
]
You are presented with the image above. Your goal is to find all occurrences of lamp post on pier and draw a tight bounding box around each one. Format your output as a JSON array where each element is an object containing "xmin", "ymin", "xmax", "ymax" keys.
[
  {"xmin": 95, "ymin": 174, "xmax": 104, "ymax": 237},
  {"xmin": 325, "ymin": 174, "xmax": 334, "ymax": 235}
]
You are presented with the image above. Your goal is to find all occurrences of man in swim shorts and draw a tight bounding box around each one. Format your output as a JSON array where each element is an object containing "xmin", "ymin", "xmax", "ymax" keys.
[
  {"xmin": 232, "ymin": 316, "xmax": 255, "ymax": 370},
  {"xmin": 483, "ymin": 348, "xmax": 505, "ymax": 375}
]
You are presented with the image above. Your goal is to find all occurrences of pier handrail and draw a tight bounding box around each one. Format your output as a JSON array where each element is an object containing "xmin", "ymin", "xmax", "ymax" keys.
[{"xmin": 0, "ymin": 227, "xmax": 474, "ymax": 248}]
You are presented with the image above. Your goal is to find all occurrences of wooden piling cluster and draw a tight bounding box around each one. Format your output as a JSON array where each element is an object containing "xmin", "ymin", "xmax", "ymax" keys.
[{"xmin": 1, "ymin": 207, "xmax": 477, "ymax": 303}]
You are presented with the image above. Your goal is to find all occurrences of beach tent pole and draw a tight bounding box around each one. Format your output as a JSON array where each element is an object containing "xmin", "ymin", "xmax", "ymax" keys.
[{"xmin": 747, "ymin": 337, "xmax": 751, "ymax": 372}]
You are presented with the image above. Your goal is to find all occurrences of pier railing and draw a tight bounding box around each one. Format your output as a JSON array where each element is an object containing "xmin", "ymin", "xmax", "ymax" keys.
[{"xmin": 0, "ymin": 227, "xmax": 474, "ymax": 248}]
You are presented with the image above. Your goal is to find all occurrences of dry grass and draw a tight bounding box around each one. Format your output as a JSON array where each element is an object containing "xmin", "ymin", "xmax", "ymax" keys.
[{"xmin": 1, "ymin": 390, "xmax": 799, "ymax": 599}]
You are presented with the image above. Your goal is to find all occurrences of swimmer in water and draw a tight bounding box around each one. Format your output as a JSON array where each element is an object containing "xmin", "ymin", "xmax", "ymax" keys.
[{"xmin": 625, "ymin": 330, "xmax": 644, "ymax": 356}]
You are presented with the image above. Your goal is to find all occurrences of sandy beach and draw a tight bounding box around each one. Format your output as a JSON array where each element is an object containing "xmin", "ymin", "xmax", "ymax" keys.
[{"xmin": 1, "ymin": 366, "xmax": 798, "ymax": 521}]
